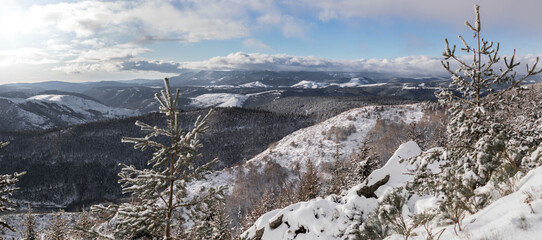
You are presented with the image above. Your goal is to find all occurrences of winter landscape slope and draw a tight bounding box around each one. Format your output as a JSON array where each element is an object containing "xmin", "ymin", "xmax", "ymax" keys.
[
  {"xmin": 242, "ymin": 141, "xmax": 423, "ymax": 239},
  {"xmin": 0, "ymin": 94, "xmax": 139, "ymax": 131},
  {"xmin": 188, "ymin": 104, "xmax": 424, "ymax": 204},
  {"xmin": 243, "ymin": 142, "xmax": 542, "ymax": 240}
]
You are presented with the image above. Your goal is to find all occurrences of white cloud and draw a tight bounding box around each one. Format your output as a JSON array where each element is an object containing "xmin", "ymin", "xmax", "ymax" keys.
[
  {"xmin": 52, "ymin": 44, "xmax": 150, "ymax": 74},
  {"xmin": 70, "ymin": 44, "xmax": 150, "ymax": 63},
  {"xmin": 52, "ymin": 62, "xmax": 120, "ymax": 74},
  {"xmin": 180, "ymin": 52, "xmax": 447, "ymax": 76},
  {"xmin": 4, "ymin": 0, "xmax": 255, "ymax": 42}
]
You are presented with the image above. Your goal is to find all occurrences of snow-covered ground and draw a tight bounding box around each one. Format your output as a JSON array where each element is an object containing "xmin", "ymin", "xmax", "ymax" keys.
[
  {"xmin": 291, "ymin": 80, "xmax": 328, "ymax": 89},
  {"xmin": 247, "ymin": 104, "xmax": 422, "ymax": 169},
  {"xmin": 388, "ymin": 167, "xmax": 542, "ymax": 240},
  {"xmin": 243, "ymin": 140, "xmax": 542, "ymax": 240},
  {"xmin": 0, "ymin": 212, "xmax": 80, "ymax": 239},
  {"xmin": 27, "ymin": 94, "xmax": 138, "ymax": 119},
  {"xmin": 291, "ymin": 78, "xmax": 387, "ymax": 89},
  {"xmin": 239, "ymin": 81, "xmax": 271, "ymax": 88},
  {"xmin": 190, "ymin": 93, "xmax": 249, "ymax": 108}
]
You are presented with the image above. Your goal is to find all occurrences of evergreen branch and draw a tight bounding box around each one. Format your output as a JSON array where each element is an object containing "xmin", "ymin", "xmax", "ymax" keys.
[{"xmin": 0, "ymin": 219, "xmax": 16, "ymax": 233}]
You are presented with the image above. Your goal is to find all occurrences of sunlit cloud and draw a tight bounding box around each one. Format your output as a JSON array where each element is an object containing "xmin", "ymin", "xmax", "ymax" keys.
[
  {"xmin": 180, "ymin": 52, "xmax": 446, "ymax": 76},
  {"xmin": 0, "ymin": 48, "xmax": 58, "ymax": 67},
  {"xmin": 1, "ymin": 0, "xmax": 541, "ymax": 83}
]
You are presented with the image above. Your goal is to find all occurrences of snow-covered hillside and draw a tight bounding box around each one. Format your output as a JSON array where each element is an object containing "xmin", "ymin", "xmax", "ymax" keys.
[
  {"xmin": 239, "ymin": 81, "xmax": 271, "ymax": 88},
  {"xmin": 387, "ymin": 167, "xmax": 542, "ymax": 240},
  {"xmin": 27, "ymin": 95, "xmax": 137, "ymax": 119},
  {"xmin": 190, "ymin": 93, "xmax": 249, "ymax": 108},
  {"xmin": 241, "ymin": 141, "xmax": 423, "ymax": 239},
  {"xmin": 0, "ymin": 94, "xmax": 139, "ymax": 131},
  {"xmin": 291, "ymin": 78, "xmax": 387, "ymax": 89},
  {"xmin": 247, "ymin": 104, "xmax": 422, "ymax": 169},
  {"xmin": 242, "ymin": 141, "xmax": 542, "ymax": 240},
  {"xmin": 189, "ymin": 104, "xmax": 424, "ymax": 199},
  {"xmin": 292, "ymin": 80, "xmax": 328, "ymax": 89}
]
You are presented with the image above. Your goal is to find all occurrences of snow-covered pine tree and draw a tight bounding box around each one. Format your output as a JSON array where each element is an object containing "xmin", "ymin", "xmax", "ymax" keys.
[
  {"xmin": 408, "ymin": 4, "xmax": 542, "ymax": 224},
  {"xmin": 189, "ymin": 195, "xmax": 232, "ymax": 240},
  {"xmin": 327, "ymin": 144, "xmax": 348, "ymax": 195},
  {"xmin": 91, "ymin": 78, "xmax": 225, "ymax": 239},
  {"xmin": 208, "ymin": 202, "xmax": 232, "ymax": 240},
  {"xmin": 347, "ymin": 142, "xmax": 380, "ymax": 188},
  {"xmin": 356, "ymin": 188, "xmax": 410, "ymax": 240},
  {"xmin": 328, "ymin": 142, "xmax": 380, "ymax": 195},
  {"xmin": 21, "ymin": 209, "xmax": 37, "ymax": 240},
  {"xmin": 0, "ymin": 141, "xmax": 25, "ymax": 233}
]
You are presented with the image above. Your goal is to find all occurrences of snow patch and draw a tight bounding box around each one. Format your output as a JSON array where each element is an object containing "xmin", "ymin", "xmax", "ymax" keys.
[
  {"xmin": 239, "ymin": 81, "xmax": 271, "ymax": 88},
  {"xmin": 190, "ymin": 93, "xmax": 248, "ymax": 108}
]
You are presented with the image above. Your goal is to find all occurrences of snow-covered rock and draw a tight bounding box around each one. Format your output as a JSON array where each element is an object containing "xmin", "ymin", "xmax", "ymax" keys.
[{"xmin": 240, "ymin": 136, "xmax": 542, "ymax": 240}]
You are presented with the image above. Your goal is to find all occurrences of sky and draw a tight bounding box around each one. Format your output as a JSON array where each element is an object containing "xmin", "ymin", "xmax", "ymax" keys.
[{"xmin": 2, "ymin": 0, "xmax": 542, "ymax": 83}]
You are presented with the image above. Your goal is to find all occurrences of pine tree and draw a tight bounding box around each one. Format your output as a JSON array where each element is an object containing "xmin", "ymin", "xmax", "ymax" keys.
[
  {"xmin": 327, "ymin": 144, "xmax": 348, "ymax": 195},
  {"xmin": 209, "ymin": 203, "xmax": 232, "ymax": 240},
  {"xmin": 46, "ymin": 210, "xmax": 69, "ymax": 240},
  {"xmin": 408, "ymin": 4, "xmax": 542, "ymax": 225},
  {"xmin": 91, "ymin": 78, "xmax": 226, "ymax": 239},
  {"xmin": 21, "ymin": 209, "xmax": 38, "ymax": 240},
  {"xmin": 357, "ymin": 188, "xmax": 408, "ymax": 240},
  {"xmin": 328, "ymin": 142, "xmax": 380, "ymax": 195},
  {"xmin": 189, "ymin": 196, "xmax": 232, "ymax": 240},
  {"xmin": 348, "ymin": 142, "xmax": 380, "ymax": 187},
  {"xmin": 0, "ymin": 141, "xmax": 25, "ymax": 233}
]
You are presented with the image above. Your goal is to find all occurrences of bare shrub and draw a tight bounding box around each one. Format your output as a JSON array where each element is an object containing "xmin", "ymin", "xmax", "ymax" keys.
[{"xmin": 325, "ymin": 124, "xmax": 357, "ymax": 143}]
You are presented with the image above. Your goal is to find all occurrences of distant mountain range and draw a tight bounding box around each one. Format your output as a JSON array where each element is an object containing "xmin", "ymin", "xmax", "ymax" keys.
[{"xmin": 0, "ymin": 71, "xmax": 453, "ymax": 132}]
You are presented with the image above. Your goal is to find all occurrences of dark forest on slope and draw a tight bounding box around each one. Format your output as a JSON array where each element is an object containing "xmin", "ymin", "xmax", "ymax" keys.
[{"xmin": 0, "ymin": 107, "xmax": 316, "ymax": 210}]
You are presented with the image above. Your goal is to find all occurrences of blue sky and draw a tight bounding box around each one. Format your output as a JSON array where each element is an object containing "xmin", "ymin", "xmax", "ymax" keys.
[{"xmin": 1, "ymin": 0, "xmax": 542, "ymax": 83}]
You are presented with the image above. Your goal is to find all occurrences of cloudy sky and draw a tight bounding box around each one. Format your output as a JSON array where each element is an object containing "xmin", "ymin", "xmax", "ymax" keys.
[{"xmin": 1, "ymin": 0, "xmax": 542, "ymax": 83}]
